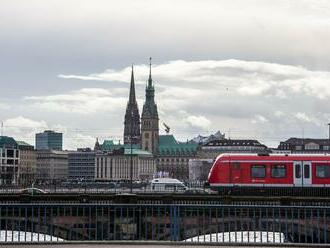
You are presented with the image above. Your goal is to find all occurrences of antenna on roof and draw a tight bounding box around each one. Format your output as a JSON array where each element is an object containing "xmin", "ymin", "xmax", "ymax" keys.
[{"xmin": 1, "ymin": 121, "xmax": 3, "ymax": 136}]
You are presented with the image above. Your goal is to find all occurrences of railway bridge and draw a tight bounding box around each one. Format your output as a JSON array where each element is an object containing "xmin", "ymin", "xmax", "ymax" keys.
[{"xmin": 0, "ymin": 203, "xmax": 329, "ymax": 244}]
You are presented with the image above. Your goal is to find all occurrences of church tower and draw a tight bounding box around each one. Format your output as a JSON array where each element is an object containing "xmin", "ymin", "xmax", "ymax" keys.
[
  {"xmin": 124, "ymin": 65, "xmax": 141, "ymax": 145},
  {"xmin": 141, "ymin": 58, "xmax": 159, "ymax": 154}
]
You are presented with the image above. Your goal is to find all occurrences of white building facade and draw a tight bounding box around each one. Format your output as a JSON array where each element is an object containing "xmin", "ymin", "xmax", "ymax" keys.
[{"xmin": 95, "ymin": 149, "xmax": 155, "ymax": 181}]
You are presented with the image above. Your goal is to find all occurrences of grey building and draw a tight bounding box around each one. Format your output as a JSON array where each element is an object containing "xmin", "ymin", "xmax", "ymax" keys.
[
  {"xmin": 197, "ymin": 139, "xmax": 269, "ymax": 160},
  {"xmin": 275, "ymin": 138, "xmax": 330, "ymax": 154},
  {"xmin": 68, "ymin": 148, "xmax": 95, "ymax": 181},
  {"xmin": 36, "ymin": 150, "xmax": 68, "ymax": 183},
  {"xmin": 0, "ymin": 136, "xmax": 19, "ymax": 185},
  {"xmin": 36, "ymin": 130, "xmax": 63, "ymax": 150},
  {"xmin": 17, "ymin": 141, "xmax": 36, "ymax": 186},
  {"xmin": 95, "ymin": 147, "xmax": 155, "ymax": 181}
]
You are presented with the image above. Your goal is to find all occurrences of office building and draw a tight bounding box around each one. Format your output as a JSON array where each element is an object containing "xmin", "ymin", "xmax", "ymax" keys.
[{"xmin": 36, "ymin": 130, "xmax": 63, "ymax": 150}]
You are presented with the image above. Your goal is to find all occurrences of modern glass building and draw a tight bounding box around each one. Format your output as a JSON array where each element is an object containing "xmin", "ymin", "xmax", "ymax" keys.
[
  {"xmin": 35, "ymin": 130, "xmax": 63, "ymax": 150},
  {"xmin": 68, "ymin": 148, "xmax": 95, "ymax": 181}
]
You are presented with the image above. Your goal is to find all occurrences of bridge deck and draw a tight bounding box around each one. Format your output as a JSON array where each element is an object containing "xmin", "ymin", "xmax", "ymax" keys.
[
  {"xmin": 1, "ymin": 193, "xmax": 330, "ymax": 206},
  {"xmin": 1, "ymin": 242, "xmax": 330, "ymax": 248}
]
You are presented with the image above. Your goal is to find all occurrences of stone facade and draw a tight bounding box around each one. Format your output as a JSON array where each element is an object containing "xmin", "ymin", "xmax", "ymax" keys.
[
  {"xmin": 17, "ymin": 141, "xmax": 36, "ymax": 186},
  {"xmin": 95, "ymin": 148, "xmax": 155, "ymax": 181},
  {"xmin": 36, "ymin": 150, "xmax": 68, "ymax": 183},
  {"xmin": 156, "ymin": 135, "xmax": 197, "ymax": 180}
]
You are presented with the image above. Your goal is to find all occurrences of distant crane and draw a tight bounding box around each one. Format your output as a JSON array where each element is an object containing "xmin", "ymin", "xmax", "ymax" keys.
[{"xmin": 163, "ymin": 123, "xmax": 170, "ymax": 134}]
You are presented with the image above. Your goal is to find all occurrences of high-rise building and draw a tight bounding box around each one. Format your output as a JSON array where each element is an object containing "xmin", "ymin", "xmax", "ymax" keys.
[
  {"xmin": 123, "ymin": 66, "xmax": 141, "ymax": 145},
  {"xmin": 36, "ymin": 130, "xmax": 63, "ymax": 150},
  {"xmin": 141, "ymin": 58, "xmax": 159, "ymax": 154}
]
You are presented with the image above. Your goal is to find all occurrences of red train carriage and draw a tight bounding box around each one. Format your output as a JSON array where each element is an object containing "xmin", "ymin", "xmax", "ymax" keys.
[{"xmin": 207, "ymin": 153, "xmax": 330, "ymax": 196}]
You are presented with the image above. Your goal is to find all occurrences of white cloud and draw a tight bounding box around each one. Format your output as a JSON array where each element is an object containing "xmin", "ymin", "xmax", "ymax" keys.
[
  {"xmin": 295, "ymin": 112, "xmax": 312, "ymax": 122},
  {"xmin": 21, "ymin": 59, "xmax": 330, "ymax": 147},
  {"xmin": 294, "ymin": 112, "xmax": 321, "ymax": 126},
  {"xmin": 1, "ymin": 116, "xmax": 97, "ymax": 150},
  {"xmin": 251, "ymin": 115, "xmax": 268, "ymax": 124},
  {"xmin": 24, "ymin": 88, "xmax": 127, "ymax": 114},
  {"xmin": 59, "ymin": 59, "xmax": 330, "ymax": 100},
  {"xmin": 2, "ymin": 116, "xmax": 49, "ymax": 145},
  {"xmin": 274, "ymin": 111, "xmax": 285, "ymax": 118},
  {"xmin": 185, "ymin": 115, "xmax": 211, "ymax": 130}
]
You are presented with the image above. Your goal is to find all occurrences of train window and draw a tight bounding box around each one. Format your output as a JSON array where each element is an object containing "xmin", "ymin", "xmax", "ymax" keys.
[
  {"xmin": 271, "ymin": 164, "xmax": 286, "ymax": 178},
  {"xmin": 251, "ymin": 165, "xmax": 266, "ymax": 178},
  {"xmin": 304, "ymin": 164, "xmax": 310, "ymax": 179},
  {"xmin": 295, "ymin": 164, "xmax": 301, "ymax": 178},
  {"xmin": 316, "ymin": 165, "xmax": 330, "ymax": 178}
]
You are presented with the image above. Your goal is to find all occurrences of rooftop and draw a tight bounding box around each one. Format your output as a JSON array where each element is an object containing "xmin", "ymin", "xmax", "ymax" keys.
[
  {"xmin": 16, "ymin": 140, "xmax": 33, "ymax": 147},
  {"xmin": 158, "ymin": 135, "xmax": 198, "ymax": 156},
  {"xmin": 204, "ymin": 139, "xmax": 267, "ymax": 147},
  {"xmin": 0, "ymin": 136, "xmax": 18, "ymax": 148},
  {"xmin": 101, "ymin": 140, "xmax": 140, "ymax": 151}
]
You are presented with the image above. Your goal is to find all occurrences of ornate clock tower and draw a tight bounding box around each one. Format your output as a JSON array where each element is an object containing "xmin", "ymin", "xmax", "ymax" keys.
[{"xmin": 141, "ymin": 58, "xmax": 159, "ymax": 154}]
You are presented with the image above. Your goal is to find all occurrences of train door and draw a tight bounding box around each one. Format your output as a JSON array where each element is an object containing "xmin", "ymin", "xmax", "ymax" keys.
[
  {"xmin": 230, "ymin": 162, "xmax": 241, "ymax": 184},
  {"xmin": 293, "ymin": 161, "xmax": 312, "ymax": 186}
]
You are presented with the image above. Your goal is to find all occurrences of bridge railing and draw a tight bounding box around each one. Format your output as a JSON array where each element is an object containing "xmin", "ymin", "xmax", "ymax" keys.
[{"xmin": 0, "ymin": 203, "xmax": 329, "ymax": 244}]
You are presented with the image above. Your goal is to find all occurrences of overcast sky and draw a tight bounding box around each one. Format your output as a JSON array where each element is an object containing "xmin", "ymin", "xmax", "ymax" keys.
[{"xmin": 1, "ymin": 0, "xmax": 330, "ymax": 149}]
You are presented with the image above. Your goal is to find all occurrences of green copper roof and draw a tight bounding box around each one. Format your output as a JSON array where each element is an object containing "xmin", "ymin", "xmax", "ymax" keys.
[
  {"xmin": 16, "ymin": 140, "xmax": 33, "ymax": 147},
  {"xmin": 158, "ymin": 135, "xmax": 197, "ymax": 156},
  {"xmin": 101, "ymin": 140, "xmax": 140, "ymax": 151},
  {"xmin": 0, "ymin": 136, "xmax": 18, "ymax": 148}
]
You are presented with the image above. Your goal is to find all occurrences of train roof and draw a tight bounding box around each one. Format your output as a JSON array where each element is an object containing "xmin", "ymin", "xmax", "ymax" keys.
[{"xmin": 215, "ymin": 153, "xmax": 330, "ymax": 162}]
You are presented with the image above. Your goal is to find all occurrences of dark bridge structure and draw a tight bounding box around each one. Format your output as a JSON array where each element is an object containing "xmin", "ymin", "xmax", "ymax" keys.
[{"xmin": 0, "ymin": 203, "xmax": 329, "ymax": 244}]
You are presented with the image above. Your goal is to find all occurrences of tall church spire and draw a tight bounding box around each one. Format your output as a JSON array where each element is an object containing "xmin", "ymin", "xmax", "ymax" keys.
[
  {"xmin": 129, "ymin": 65, "xmax": 136, "ymax": 103},
  {"xmin": 148, "ymin": 57, "xmax": 152, "ymax": 87},
  {"xmin": 123, "ymin": 64, "xmax": 141, "ymax": 145}
]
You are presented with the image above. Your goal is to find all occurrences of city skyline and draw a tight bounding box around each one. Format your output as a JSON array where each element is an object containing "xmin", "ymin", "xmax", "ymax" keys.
[{"xmin": 1, "ymin": 0, "xmax": 330, "ymax": 149}]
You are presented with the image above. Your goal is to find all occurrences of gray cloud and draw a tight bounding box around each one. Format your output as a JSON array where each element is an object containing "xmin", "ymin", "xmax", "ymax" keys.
[
  {"xmin": 1, "ymin": 1, "xmax": 330, "ymax": 148},
  {"xmin": 17, "ymin": 59, "xmax": 329, "ymax": 148}
]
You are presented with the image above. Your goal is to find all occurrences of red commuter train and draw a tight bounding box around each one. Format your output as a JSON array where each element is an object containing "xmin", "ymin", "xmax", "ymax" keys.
[{"xmin": 207, "ymin": 153, "xmax": 330, "ymax": 196}]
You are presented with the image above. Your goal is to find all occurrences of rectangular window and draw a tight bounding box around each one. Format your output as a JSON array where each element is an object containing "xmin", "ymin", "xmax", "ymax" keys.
[
  {"xmin": 316, "ymin": 165, "xmax": 330, "ymax": 178},
  {"xmin": 304, "ymin": 164, "xmax": 310, "ymax": 179},
  {"xmin": 251, "ymin": 165, "xmax": 266, "ymax": 178},
  {"xmin": 271, "ymin": 164, "xmax": 286, "ymax": 178},
  {"xmin": 295, "ymin": 164, "xmax": 301, "ymax": 178}
]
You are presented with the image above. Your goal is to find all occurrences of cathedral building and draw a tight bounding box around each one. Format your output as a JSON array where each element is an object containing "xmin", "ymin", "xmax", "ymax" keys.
[{"xmin": 123, "ymin": 66, "xmax": 141, "ymax": 145}]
